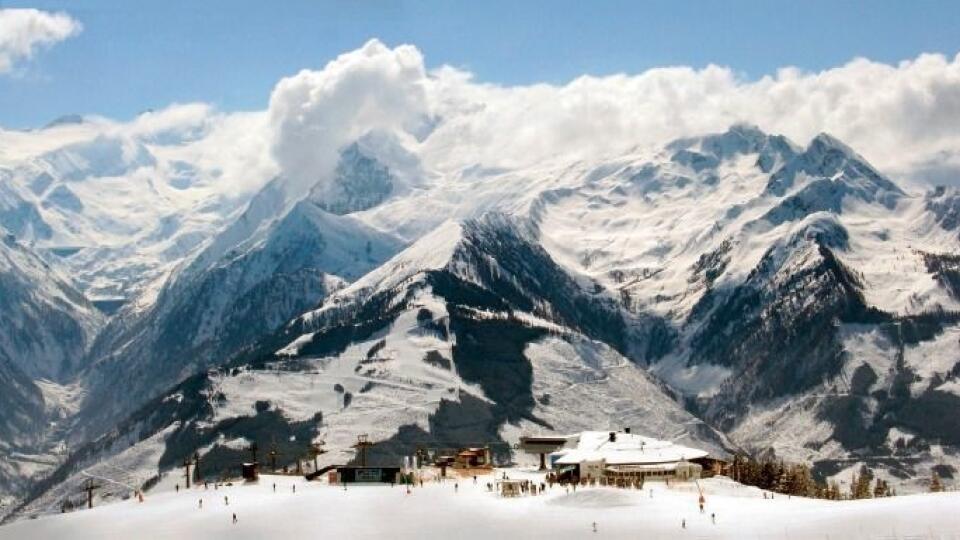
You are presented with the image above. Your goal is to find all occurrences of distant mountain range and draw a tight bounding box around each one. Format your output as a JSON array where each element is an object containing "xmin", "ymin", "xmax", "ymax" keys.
[{"xmin": 3, "ymin": 122, "xmax": 960, "ymax": 520}]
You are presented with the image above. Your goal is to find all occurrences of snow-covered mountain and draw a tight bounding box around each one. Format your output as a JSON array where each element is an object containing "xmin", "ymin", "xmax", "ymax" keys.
[
  {"xmin": 72, "ymin": 143, "xmax": 409, "ymax": 437},
  {"xmin": 0, "ymin": 231, "xmax": 101, "ymax": 502},
  {"xmin": 11, "ymin": 212, "xmax": 729, "ymax": 518},
  {"xmin": 7, "ymin": 124, "xmax": 960, "ymax": 520},
  {"xmin": 0, "ymin": 232, "xmax": 103, "ymax": 382},
  {"xmin": 0, "ymin": 114, "xmax": 272, "ymax": 305}
]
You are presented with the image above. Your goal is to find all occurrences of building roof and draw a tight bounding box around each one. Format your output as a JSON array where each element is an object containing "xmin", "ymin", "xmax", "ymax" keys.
[{"xmin": 551, "ymin": 431, "xmax": 708, "ymax": 466}]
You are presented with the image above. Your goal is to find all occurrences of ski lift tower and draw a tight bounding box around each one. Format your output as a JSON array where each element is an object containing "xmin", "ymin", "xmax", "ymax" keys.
[
  {"xmin": 309, "ymin": 441, "xmax": 327, "ymax": 472},
  {"xmin": 79, "ymin": 478, "xmax": 101, "ymax": 509},
  {"xmin": 353, "ymin": 434, "xmax": 373, "ymax": 467}
]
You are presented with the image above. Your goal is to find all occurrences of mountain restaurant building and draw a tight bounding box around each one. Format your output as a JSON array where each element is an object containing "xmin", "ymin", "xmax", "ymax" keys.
[{"xmin": 549, "ymin": 431, "xmax": 708, "ymax": 483}]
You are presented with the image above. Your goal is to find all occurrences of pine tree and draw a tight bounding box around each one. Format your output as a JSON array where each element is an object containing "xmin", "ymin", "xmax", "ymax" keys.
[
  {"xmin": 854, "ymin": 465, "xmax": 873, "ymax": 499},
  {"xmin": 873, "ymin": 477, "xmax": 886, "ymax": 498}
]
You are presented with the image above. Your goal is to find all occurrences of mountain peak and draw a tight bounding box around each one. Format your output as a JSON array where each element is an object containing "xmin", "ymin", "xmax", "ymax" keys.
[
  {"xmin": 43, "ymin": 114, "xmax": 85, "ymax": 129},
  {"xmin": 765, "ymin": 131, "xmax": 903, "ymax": 201},
  {"xmin": 667, "ymin": 124, "xmax": 798, "ymax": 174},
  {"xmin": 807, "ymin": 131, "xmax": 857, "ymax": 157}
]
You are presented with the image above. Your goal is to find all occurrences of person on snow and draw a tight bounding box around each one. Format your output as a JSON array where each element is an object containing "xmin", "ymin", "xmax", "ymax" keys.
[
  {"xmin": 273, "ymin": 483, "xmax": 276, "ymax": 492},
  {"xmin": 711, "ymin": 513, "xmax": 716, "ymax": 525},
  {"xmin": 232, "ymin": 513, "xmax": 237, "ymax": 524},
  {"xmin": 681, "ymin": 518, "xmax": 686, "ymax": 529},
  {"xmin": 198, "ymin": 498, "xmax": 203, "ymax": 509},
  {"xmin": 454, "ymin": 483, "xmax": 459, "ymax": 493},
  {"xmin": 224, "ymin": 495, "xmax": 229, "ymax": 506},
  {"xmin": 292, "ymin": 484, "xmax": 296, "ymax": 494},
  {"xmin": 175, "ymin": 484, "xmax": 179, "ymax": 493}
]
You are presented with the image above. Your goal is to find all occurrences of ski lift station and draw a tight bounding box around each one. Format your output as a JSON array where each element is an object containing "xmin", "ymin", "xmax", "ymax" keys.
[{"xmin": 520, "ymin": 430, "xmax": 713, "ymax": 483}]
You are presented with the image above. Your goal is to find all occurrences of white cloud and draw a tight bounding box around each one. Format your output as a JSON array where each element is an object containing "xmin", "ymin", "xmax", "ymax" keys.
[
  {"xmin": 0, "ymin": 8, "xmax": 81, "ymax": 74},
  {"xmin": 267, "ymin": 39, "xmax": 430, "ymax": 196},
  {"xmin": 261, "ymin": 40, "xmax": 960, "ymax": 190},
  {"xmin": 5, "ymin": 39, "xmax": 960, "ymax": 199}
]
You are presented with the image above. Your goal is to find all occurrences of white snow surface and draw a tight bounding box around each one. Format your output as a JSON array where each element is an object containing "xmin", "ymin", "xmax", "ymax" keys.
[{"xmin": 4, "ymin": 472, "xmax": 960, "ymax": 539}]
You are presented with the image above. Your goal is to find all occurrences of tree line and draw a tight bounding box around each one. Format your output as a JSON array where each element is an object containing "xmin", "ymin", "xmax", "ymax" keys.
[{"xmin": 729, "ymin": 455, "xmax": 947, "ymax": 500}]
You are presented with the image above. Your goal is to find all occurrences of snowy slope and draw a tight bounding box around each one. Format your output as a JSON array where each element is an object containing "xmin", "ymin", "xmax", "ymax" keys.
[
  {"xmin": 12, "ymin": 123, "xmax": 960, "ymax": 520},
  {"xmin": 76, "ymin": 203, "xmax": 403, "ymax": 436},
  {"xmin": 0, "ymin": 233, "xmax": 103, "ymax": 507},
  {"xmin": 0, "ymin": 114, "xmax": 273, "ymax": 303},
  {"xmin": 520, "ymin": 126, "xmax": 960, "ymax": 489},
  {"xmin": 10, "ymin": 212, "xmax": 731, "ymax": 519},
  {"xmin": 5, "ymin": 472, "xmax": 960, "ymax": 539},
  {"xmin": 0, "ymin": 232, "xmax": 102, "ymax": 382}
]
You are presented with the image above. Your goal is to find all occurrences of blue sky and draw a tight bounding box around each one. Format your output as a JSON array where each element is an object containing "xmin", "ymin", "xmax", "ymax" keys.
[{"xmin": 1, "ymin": 0, "xmax": 959, "ymax": 129}]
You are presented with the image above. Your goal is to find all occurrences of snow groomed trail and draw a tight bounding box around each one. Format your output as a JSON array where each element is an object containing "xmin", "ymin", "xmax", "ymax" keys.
[{"xmin": 2, "ymin": 471, "xmax": 959, "ymax": 539}]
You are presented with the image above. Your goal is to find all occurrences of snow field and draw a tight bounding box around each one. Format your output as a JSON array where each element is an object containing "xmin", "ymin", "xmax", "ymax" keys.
[{"xmin": 4, "ymin": 472, "xmax": 960, "ymax": 539}]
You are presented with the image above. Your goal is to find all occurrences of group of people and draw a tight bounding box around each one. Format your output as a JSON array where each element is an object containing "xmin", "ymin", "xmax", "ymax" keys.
[
  {"xmin": 680, "ymin": 494, "xmax": 717, "ymax": 530},
  {"xmin": 187, "ymin": 479, "xmax": 301, "ymax": 525}
]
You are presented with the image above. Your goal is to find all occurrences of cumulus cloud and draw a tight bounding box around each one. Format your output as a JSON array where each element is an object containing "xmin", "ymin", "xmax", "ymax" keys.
[
  {"xmin": 268, "ymin": 39, "xmax": 430, "ymax": 196},
  {"xmin": 119, "ymin": 103, "xmax": 276, "ymax": 194},
  {"xmin": 6, "ymin": 39, "xmax": 960, "ymax": 201},
  {"xmin": 416, "ymin": 52, "xmax": 960, "ymax": 187},
  {"xmin": 0, "ymin": 8, "xmax": 81, "ymax": 74},
  {"xmin": 261, "ymin": 40, "xmax": 960, "ymax": 190}
]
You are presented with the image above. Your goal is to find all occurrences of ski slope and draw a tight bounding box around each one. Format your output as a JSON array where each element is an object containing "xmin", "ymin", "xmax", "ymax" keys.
[{"xmin": 3, "ymin": 472, "xmax": 959, "ymax": 539}]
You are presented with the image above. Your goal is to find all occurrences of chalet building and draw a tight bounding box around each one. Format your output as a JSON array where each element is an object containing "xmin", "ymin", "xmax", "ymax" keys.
[
  {"xmin": 453, "ymin": 447, "xmax": 492, "ymax": 469},
  {"xmin": 524, "ymin": 430, "xmax": 711, "ymax": 483}
]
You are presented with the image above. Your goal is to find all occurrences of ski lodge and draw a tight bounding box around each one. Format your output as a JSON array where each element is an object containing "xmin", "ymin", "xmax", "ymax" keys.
[{"xmin": 521, "ymin": 430, "xmax": 711, "ymax": 482}]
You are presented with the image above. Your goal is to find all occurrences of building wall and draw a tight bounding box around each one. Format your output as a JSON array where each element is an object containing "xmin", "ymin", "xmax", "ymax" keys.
[{"xmin": 580, "ymin": 461, "xmax": 605, "ymax": 480}]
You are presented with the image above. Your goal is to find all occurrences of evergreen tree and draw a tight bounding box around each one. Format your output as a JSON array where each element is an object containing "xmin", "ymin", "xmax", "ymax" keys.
[
  {"xmin": 854, "ymin": 465, "xmax": 873, "ymax": 499},
  {"xmin": 873, "ymin": 477, "xmax": 887, "ymax": 498}
]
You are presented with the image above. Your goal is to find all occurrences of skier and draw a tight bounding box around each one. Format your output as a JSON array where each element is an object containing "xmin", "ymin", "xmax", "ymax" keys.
[
  {"xmin": 273, "ymin": 483, "xmax": 276, "ymax": 492},
  {"xmin": 473, "ymin": 475, "xmax": 477, "ymax": 485},
  {"xmin": 681, "ymin": 518, "xmax": 686, "ymax": 529},
  {"xmin": 592, "ymin": 522, "xmax": 597, "ymax": 533},
  {"xmin": 711, "ymin": 513, "xmax": 716, "ymax": 525},
  {"xmin": 232, "ymin": 513, "xmax": 237, "ymax": 524},
  {"xmin": 454, "ymin": 483, "xmax": 459, "ymax": 493},
  {"xmin": 175, "ymin": 484, "xmax": 179, "ymax": 493},
  {"xmin": 224, "ymin": 495, "xmax": 229, "ymax": 506},
  {"xmin": 198, "ymin": 498, "xmax": 203, "ymax": 510},
  {"xmin": 293, "ymin": 484, "xmax": 296, "ymax": 494}
]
